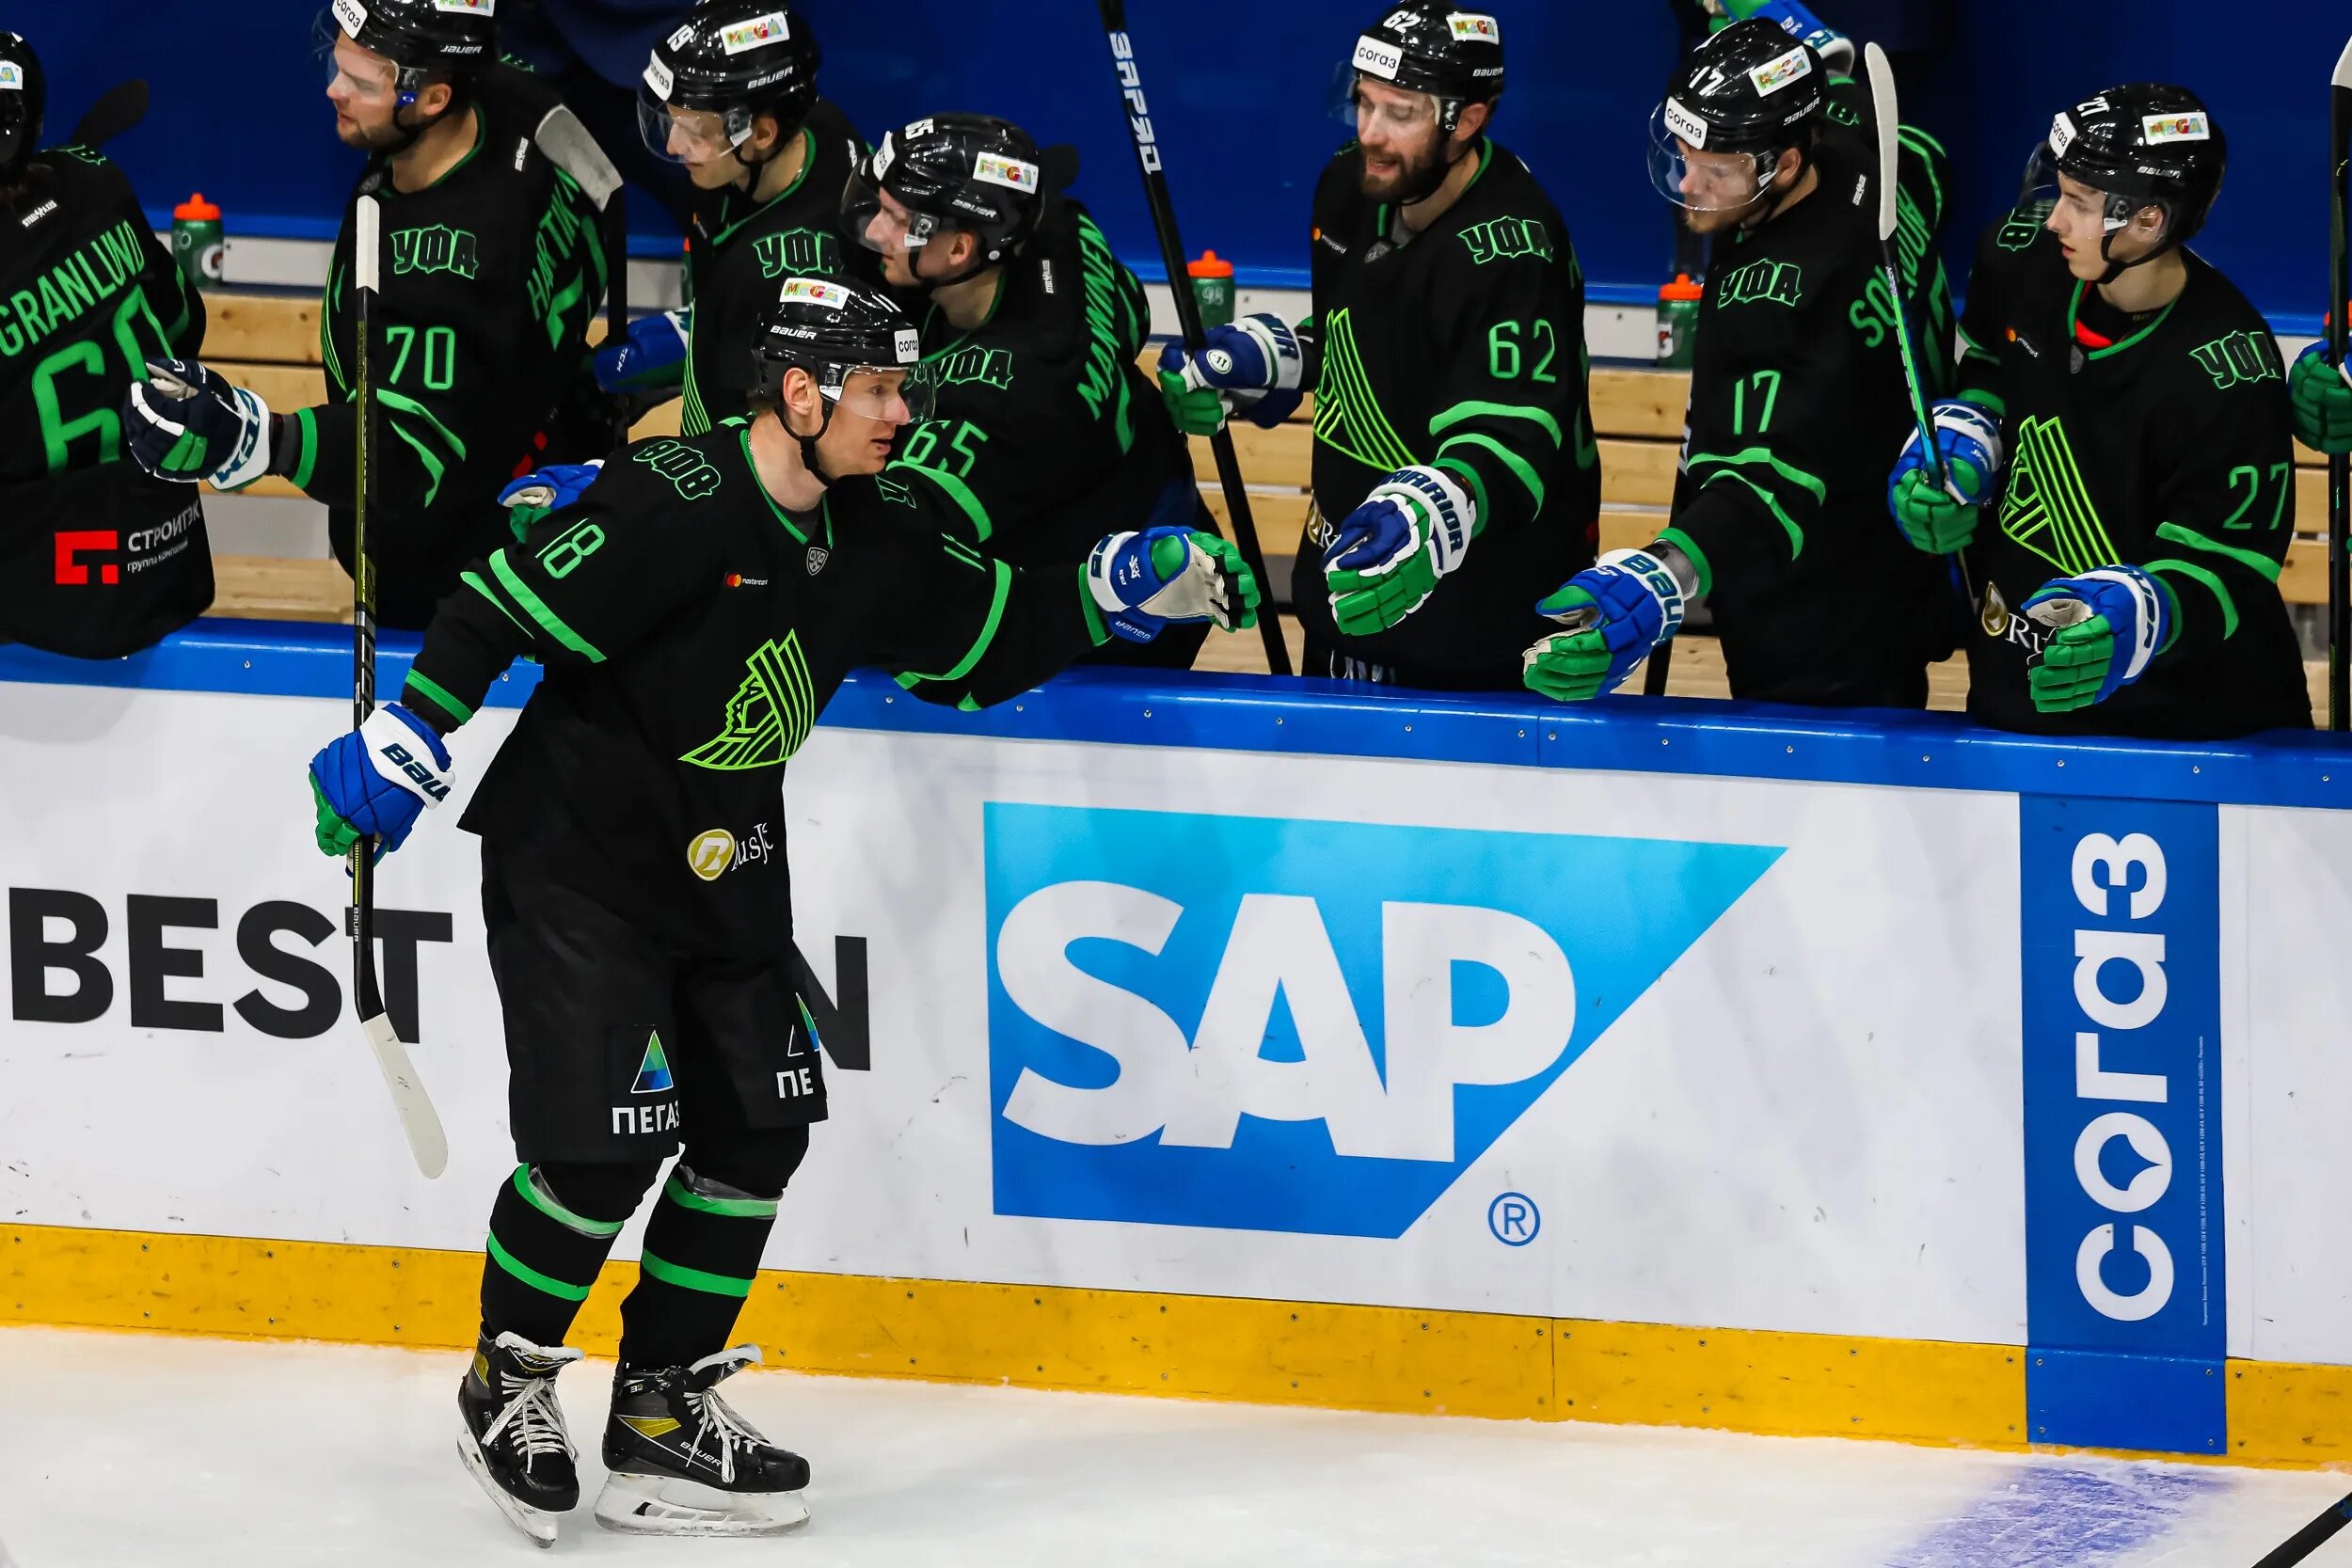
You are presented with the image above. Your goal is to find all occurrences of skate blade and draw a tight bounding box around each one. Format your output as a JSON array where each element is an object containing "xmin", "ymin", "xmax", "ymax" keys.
[
  {"xmin": 593, "ymin": 1471, "xmax": 810, "ymax": 1537},
  {"xmin": 456, "ymin": 1431, "xmax": 562, "ymax": 1548}
]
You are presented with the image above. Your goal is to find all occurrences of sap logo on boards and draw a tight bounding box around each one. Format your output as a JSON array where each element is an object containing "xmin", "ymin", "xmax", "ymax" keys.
[{"xmin": 986, "ymin": 804, "xmax": 1781, "ymax": 1237}]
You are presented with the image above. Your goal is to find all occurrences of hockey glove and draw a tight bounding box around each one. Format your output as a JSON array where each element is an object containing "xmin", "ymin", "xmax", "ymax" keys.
[
  {"xmin": 309, "ymin": 705, "xmax": 456, "ymax": 861},
  {"xmin": 1322, "ymin": 467, "xmax": 1475, "ymax": 637},
  {"xmin": 1087, "ymin": 526, "xmax": 1262, "ymax": 643},
  {"xmin": 2290, "ymin": 342, "xmax": 2352, "ymax": 455},
  {"xmin": 2021, "ymin": 565, "xmax": 2174, "ymax": 713},
  {"xmin": 595, "ymin": 309, "xmax": 691, "ymax": 396},
  {"xmin": 1522, "ymin": 547, "xmax": 1692, "ymax": 703},
  {"xmin": 1155, "ymin": 314, "xmax": 1305, "ymax": 437},
  {"xmin": 1887, "ymin": 399, "xmax": 2003, "ymax": 554},
  {"xmin": 123, "ymin": 358, "xmax": 275, "ymax": 491},
  {"xmin": 500, "ymin": 461, "xmax": 604, "ymax": 541}
]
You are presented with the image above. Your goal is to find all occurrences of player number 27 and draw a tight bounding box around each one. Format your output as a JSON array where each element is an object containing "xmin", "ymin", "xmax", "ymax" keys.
[{"xmin": 1487, "ymin": 320, "xmax": 1559, "ymax": 384}]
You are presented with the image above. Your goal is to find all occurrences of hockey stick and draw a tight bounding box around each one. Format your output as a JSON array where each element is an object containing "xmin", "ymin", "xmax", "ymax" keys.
[
  {"xmin": 68, "ymin": 78, "xmax": 147, "ymax": 150},
  {"xmin": 349, "ymin": 191, "xmax": 450, "ymax": 1180},
  {"xmin": 531, "ymin": 104, "xmax": 633, "ymax": 449},
  {"xmin": 1096, "ymin": 0, "xmax": 1291, "ymax": 675},
  {"xmin": 2328, "ymin": 36, "xmax": 2351, "ymax": 732},
  {"xmin": 2248, "ymin": 1492, "xmax": 2352, "ymax": 1568},
  {"xmin": 1864, "ymin": 42, "xmax": 1976, "ymax": 609}
]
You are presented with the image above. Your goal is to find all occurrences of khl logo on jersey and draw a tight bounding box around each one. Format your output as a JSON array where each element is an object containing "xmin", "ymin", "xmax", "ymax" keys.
[{"xmin": 984, "ymin": 803, "xmax": 1782, "ymax": 1238}]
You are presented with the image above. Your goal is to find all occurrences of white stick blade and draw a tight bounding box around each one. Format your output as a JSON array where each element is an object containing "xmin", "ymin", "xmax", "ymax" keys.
[
  {"xmin": 2334, "ymin": 35, "xmax": 2352, "ymax": 91},
  {"xmin": 355, "ymin": 193, "xmax": 382, "ymax": 293},
  {"xmin": 1864, "ymin": 41, "xmax": 1900, "ymax": 242},
  {"xmin": 362, "ymin": 1010, "xmax": 450, "ymax": 1178}
]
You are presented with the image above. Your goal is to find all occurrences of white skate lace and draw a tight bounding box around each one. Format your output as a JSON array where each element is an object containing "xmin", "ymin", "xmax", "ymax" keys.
[
  {"xmin": 485, "ymin": 1367, "xmax": 575, "ymax": 1465},
  {"xmin": 684, "ymin": 1386, "xmax": 768, "ymax": 1485}
]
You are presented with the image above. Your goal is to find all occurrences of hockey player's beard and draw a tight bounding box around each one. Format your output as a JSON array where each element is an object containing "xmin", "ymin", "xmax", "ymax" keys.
[{"xmin": 1359, "ymin": 139, "xmax": 1451, "ymax": 208}]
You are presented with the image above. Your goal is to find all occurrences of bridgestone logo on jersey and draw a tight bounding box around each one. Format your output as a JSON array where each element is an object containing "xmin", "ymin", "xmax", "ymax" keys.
[
  {"xmin": 1352, "ymin": 37, "xmax": 1405, "ymax": 82},
  {"xmin": 1663, "ymin": 98, "xmax": 1708, "ymax": 150},
  {"xmin": 1747, "ymin": 45, "xmax": 1812, "ymax": 97},
  {"xmin": 720, "ymin": 11, "xmax": 790, "ymax": 53}
]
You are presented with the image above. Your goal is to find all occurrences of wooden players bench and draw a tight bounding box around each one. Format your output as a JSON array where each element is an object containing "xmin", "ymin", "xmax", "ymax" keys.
[{"xmin": 195, "ymin": 292, "xmax": 2336, "ymax": 712}]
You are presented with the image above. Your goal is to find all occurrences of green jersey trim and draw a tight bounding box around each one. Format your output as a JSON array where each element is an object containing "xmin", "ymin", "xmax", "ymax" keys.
[
  {"xmin": 489, "ymin": 549, "xmax": 607, "ymax": 661},
  {"xmin": 461, "ymin": 569, "xmax": 532, "ymax": 637},
  {"xmin": 739, "ymin": 428, "xmax": 814, "ymax": 545},
  {"xmin": 2147, "ymin": 557, "xmax": 2238, "ymax": 640},
  {"xmin": 1076, "ymin": 562, "xmax": 1109, "ymax": 645},
  {"xmin": 1438, "ymin": 431, "xmax": 1544, "ymax": 513},
  {"xmin": 2154, "ymin": 520, "xmax": 2282, "ymax": 583},
  {"xmin": 403, "ymin": 671, "xmax": 474, "ymax": 726},
  {"xmin": 705, "ymin": 129, "xmax": 819, "ymax": 249},
  {"xmin": 1656, "ymin": 526, "xmax": 1716, "ymax": 597},
  {"xmin": 1430, "ymin": 400, "xmax": 1563, "ymax": 447},
  {"xmin": 2068, "ymin": 280, "xmax": 2182, "ymax": 361},
  {"xmin": 289, "ymin": 406, "xmax": 321, "ymax": 491},
  {"xmin": 912, "ymin": 557, "xmax": 1014, "ymax": 685},
  {"xmin": 903, "ymin": 463, "xmax": 993, "ymax": 543}
]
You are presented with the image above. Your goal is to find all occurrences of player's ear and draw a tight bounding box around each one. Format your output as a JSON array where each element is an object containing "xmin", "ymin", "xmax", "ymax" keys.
[
  {"xmin": 747, "ymin": 111, "xmax": 780, "ymax": 160},
  {"xmin": 418, "ymin": 79, "xmax": 453, "ymax": 119},
  {"xmin": 1454, "ymin": 100, "xmax": 1491, "ymax": 147}
]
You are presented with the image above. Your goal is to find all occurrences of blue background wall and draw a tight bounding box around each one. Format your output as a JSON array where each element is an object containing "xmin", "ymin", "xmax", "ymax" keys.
[{"xmin": 24, "ymin": 1, "xmax": 2342, "ymax": 333}]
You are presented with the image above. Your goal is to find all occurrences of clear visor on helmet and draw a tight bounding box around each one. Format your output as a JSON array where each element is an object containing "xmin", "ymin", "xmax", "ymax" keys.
[
  {"xmin": 823, "ymin": 362, "xmax": 937, "ymax": 425},
  {"xmin": 843, "ymin": 163, "xmax": 947, "ymax": 257},
  {"xmin": 2019, "ymin": 143, "xmax": 2137, "ymax": 234},
  {"xmin": 637, "ymin": 85, "xmax": 752, "ymax": 165},
  {"xmin": 1646, "ymin": 103, "xmax": 1782, "ymax": 213},
  {"xmin": 315, "ymin": 10, "xmax": 404, "ymax": 104},
  {"xmin": 1327, "ymin": 62, "xmax": 1446, "ymax": 135}
]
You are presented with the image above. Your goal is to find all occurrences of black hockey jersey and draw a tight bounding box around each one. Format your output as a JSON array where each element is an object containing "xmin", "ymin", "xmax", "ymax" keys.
[
  {"xmin": 891, "ymin": 198, "xmax": 1210, "ymax": 668},
  {"xmin": 677, "ymin": 99, "xmax": 870, "ymax": 437},
  {"xmin": 403, "ymin": 419, "xmax": 1104, "ymax": 957},
  {"xmin": 1954, "ymin": 221, "xmax": 2308, "ymax": 737},
  {"xmin": 1295, "ymin": 137, "xmax": 1598, "ymax": 685},
  {"xmin": 291, "ymin": 67, "xmax": 610, "ymax": 629},
  {"xmin": 0, "ymin": 145, "xmax": 212, "ymax": 657},
  {"xmin": 1661, "ymin": 88, "xmax": 1959, "ymax": 706}
]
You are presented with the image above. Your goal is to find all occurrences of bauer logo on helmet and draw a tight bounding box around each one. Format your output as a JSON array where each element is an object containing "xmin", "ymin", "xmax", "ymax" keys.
[
  {"xmin": 2141, "ymin": 112, "xmax": 2210, "ymax": 144},
  {"xmin": 720, "ymin": 12, "xmax": 790, "ymax": 54}
]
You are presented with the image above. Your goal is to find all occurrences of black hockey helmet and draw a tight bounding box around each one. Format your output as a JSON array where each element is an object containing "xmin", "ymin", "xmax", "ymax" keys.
[
  {"xmin": 638, "ymin": 1, "xmax": 819, "ymax": 168},
  {"xmin": 323, "ymin": 0, "xmax": 497, "ymax": 86},
  {"xmin": 1648, "ymin": 18, "xmax": 1826, "ymax": 213},
  {"xmin": 2024, "ymin": 84, "xmax": 2227, "ymax": 279},
  {"xmin": 845, "ymin": 114, "xmax": 1053, "ymax": 277},
  {"xmin": 0, "ymin": 32, "xmax": 43, "ymax": 183},
  {"xmin": 1342, "ymin": 4, "xmax": 1504, "ymax": 135},
  {"xmin": 750, "ymin": 275, "xmax": 936, "ymax": 473}
]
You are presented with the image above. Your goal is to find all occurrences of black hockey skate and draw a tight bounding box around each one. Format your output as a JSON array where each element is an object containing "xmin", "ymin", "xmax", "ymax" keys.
[
  {"xmin": 594, "ymin": 1345, "xmax": 810, "ymax": 1535},
  {"xmin": 456, "ymin": 1331, "xmax": 584, "ymax": 1548}
]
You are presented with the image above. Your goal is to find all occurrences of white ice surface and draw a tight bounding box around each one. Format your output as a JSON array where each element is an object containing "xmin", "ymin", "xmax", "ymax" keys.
[{"xmin": 0, "ymin": 1326, "xmax": 2344, "ymax": 1567}]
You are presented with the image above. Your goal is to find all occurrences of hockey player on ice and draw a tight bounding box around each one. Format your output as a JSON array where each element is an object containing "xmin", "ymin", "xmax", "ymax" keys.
[
  {"xmin": 1158, "ymin": 4, "xmax": 1598, "ymax": 689},
  {"xmin": 595, "ymin": 0, "xmax": 871, "ymax": 438},
  {"xmin": 1890, "ymin": 85, "xmax": 2309, "ymax": 737},
  {"xmin": 1521, "ymin": 9, "xmax": 1962, "ymax": 708},
  {"xmin": 0, "ymin": 31, "xmax": 215, "ymax": 657},
  {"xmin": 119, "ymin": 0, "xmax": 613, "ymax": 629},
  {"xmin": 304, "ymin": 275, "xmax": 1258, "ymax": 1544},
  {"xmin": 849, "ymin": 111, "xmax": 1222, "ymax": 670}
]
